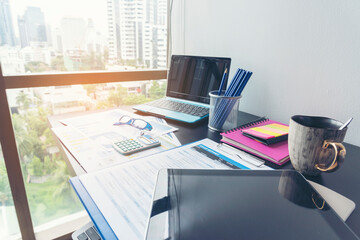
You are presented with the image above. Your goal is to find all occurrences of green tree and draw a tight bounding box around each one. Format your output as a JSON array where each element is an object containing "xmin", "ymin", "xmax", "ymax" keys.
[
  {"xmin": 0, "ymin": 162, "xmax": 11, "ymax": 234},
  {"xmin": 79, "ymin": 53, "xmax": 105, "ymax": 70},
  {"xmin": 9, "ymin": 104, "xmax": 84, "ymax": 225},
  {"xmin": 52, "ymin": 160, "xmax": 78, "ymax": 205},
  {"xmin": 27, "ymin": 156, "xmax": 43, "ymax": 176},
  {"xmin": 26, "ymin": 107, "xmax": 48, "ymax": 137},
  {"xmin": 0, "ymin": 163, "xmax": 11, "ymax": 206},
  {"xmin": 51, "ymin": 56, "xmax": 66, "ymax": 71},
  {"xmin": 125, "ymin": 59, "xmax": 137, "ymax": 67},
  {"xmin": 148, "ymin": 81, "xmax": 166, "ymax": 99},
  {"xmin": 43, "ymin": 155, "xmax": 56, "ymax": 175},
  {"xmin": 23, "ymin": 108, "xmax": 50, "ymax": 161},
  {"xmin": 25, "ymin": 61, "xmax": 51, "ymax": 73},
  {"xmin": 107, "ymin": 89, "xmax": 122, "ymax": 106},
  {"xmin": 42, "ymin": 128, "xmax": 56, "ymax": 150},
  {"xmin": 16, "ymin": 91, "xmax": 31, "ymax": 109},
  {"xmin": 11, "ymin": 114, "xmax": 33, "ymax": 161},
  {"xmin": 123, "ymin": 94, "xmax": 148, "ymax": 105},
  {"xmin": 83, "ymin": 84, "xmax": 97, "ymax": 96},
  {"xmin": 33, "ymin": 91, "xmax": 44, "ymax": 106},
  {"xmin": 95, "ymin": 100, "xmax": 113, "ymax": 110},
  {"xmin": 107, "ymin": 86, "xmax": 127, "ymax": 106}
]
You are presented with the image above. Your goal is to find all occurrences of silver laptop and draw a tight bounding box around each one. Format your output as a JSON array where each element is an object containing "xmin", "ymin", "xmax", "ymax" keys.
[{"xmin": 133, "ymin": 55, "xmax": 231, "ymax": 123}]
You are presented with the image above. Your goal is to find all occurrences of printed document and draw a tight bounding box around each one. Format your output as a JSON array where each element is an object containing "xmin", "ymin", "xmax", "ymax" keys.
[
  {"xmin": 78, "ymin": 138, "xmax": 271, "ymax": 239},
  {"xmin": 52, "ymin": 109, "xmax": 180, "ymax": 172}
]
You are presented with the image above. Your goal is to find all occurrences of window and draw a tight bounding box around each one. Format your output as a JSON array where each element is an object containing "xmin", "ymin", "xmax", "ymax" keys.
[
  {"xmin": 0, "ymin": 146, "xmax": 20, "ymax": 239},
  {"xmin": 0, "ymin": 0, "xmax": 168, "ymax": 238},
  {"xmin": 1, "ymin": 0, "xmax": 167, "ymax": 75}
]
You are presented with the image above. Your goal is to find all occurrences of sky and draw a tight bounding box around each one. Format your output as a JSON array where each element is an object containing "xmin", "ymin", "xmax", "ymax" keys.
[{"xmin": 8, "ymin": 0, "xmax": 107, "ymax": 37}]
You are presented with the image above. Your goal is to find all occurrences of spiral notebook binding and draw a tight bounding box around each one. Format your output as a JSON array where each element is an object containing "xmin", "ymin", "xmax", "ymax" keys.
[{"xmin": 225, "ymin": 117, "xmax": 268, "ymax": 134}]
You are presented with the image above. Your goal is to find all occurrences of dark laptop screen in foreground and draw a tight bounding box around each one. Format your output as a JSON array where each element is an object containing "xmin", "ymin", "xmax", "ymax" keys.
[
  {"xmin": 167, "ymin": 55, "xmax": 231, "ymax": 104},
  {"xmin": 146, "ymin": 169, "xmax": 358, "ymax": 240}
]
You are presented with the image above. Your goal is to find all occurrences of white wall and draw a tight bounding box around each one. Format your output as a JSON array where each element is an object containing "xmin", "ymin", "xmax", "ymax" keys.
[{"xmin": 171, "ymin": 0, "xmax": 360, "ymax": 145}]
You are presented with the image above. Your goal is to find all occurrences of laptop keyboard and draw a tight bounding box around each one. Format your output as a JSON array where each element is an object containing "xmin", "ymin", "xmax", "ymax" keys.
[
  {"xmin": 76, "ymin": 226, "xmax": 101, "ymax": 240},
  {"xmin": 147, "ymin": 99, "xmax": 209, "ymax": 117}
]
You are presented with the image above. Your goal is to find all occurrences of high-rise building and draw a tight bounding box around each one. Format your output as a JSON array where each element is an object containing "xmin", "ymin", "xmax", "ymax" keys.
[
  {"xmin": 107, "ymin": 0, "xmax": 121, "ymax": 64},
  {"xmin": 106, "ymin": 0, "xmax": 167, "ymax": 68},
  {"xmin": 85, "ymin": 18, "xmax": 105, "ymax": 55},
  {"xmin": 18, "ymin": 6, "xmax": 47, "ymax": 48},
  {"xmin": 17, "ymin": 17, "xmax": 27, "ymax": 48},
  {"xmin": 52, "ymin": 27, "xmax": 63, "ymax": 53},
  {"xmin": 61, "ymin": 17, "xmax": 106, "ymax": 71},
  {"xmin": 46, "ymin": 25, "xmax": 52, "ymax": 46},
  {"xmin": 61, "ymin": 17, "xmax": 87, "ymax": 53},
  {"xmin": 0, "ymin": 0, "xmax": 15, "ymax": 46},
  {"xmin": 144, "ymin": 0, "xmax": 167, "ymax": 68}
]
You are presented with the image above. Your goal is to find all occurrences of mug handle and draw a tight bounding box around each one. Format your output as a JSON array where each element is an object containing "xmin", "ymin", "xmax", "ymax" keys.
[{"xmin": 315, "ymin": 140, "xmax": 346, "ymax": 172}]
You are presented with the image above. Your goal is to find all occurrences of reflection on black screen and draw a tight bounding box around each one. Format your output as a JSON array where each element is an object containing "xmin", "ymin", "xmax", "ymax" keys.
[
  {"xmin": 146, "ymin": 169, "xmax": 359, "ymax": 240},
  {"xmin": 167, "ymin": 55, "xmax": 231, "ymax": 104}
]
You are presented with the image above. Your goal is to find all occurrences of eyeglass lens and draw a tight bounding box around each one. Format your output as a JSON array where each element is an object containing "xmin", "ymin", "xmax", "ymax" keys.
[
  {"xmin": 132, "ymin": 119, "xmax": 148, "ymax": 129},
  {"xmin": 119, "ymin": 116, "xmax": 132, "ymax": 123},
  {"xmin": 119, "ymin": 116, "xmax": 149, "ymax": 130}
]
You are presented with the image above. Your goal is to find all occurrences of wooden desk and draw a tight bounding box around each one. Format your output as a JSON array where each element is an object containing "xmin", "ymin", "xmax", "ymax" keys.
[{"xmin": 49, "ymin": 109, "xmax": 360, "ymax": 237}]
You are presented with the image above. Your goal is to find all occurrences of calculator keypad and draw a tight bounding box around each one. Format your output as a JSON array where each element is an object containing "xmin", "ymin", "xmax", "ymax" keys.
[{"xmin": 114, "ymin": 139, "xmax": 144, "ymax": 153}]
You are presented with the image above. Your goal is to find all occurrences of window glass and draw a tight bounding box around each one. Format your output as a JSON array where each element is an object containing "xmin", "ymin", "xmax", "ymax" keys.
[
  {"xmin": 0, "ymin": 0, "xmax": 167, "ymax": 75},
  {"xmin": 6, "ymin": 87, "xmax": 85, "ymax": 227},
  {"xmin": 5, "ymin": 79, "xmax": 166, "ymax": 228},
  {"xmin": 0, "ymin": 146, "xmax": 20, "ymax": 239}
]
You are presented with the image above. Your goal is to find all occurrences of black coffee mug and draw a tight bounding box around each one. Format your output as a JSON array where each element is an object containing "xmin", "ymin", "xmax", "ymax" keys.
[{"xmin": 288, "ymin": 115, "xmax": 347, "ymax": 176}]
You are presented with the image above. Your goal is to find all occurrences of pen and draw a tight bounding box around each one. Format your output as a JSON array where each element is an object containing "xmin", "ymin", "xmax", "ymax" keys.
[
  {"xmin": 217, "ymin": 143, "xmax": 265, "ymax": 167},
  {"xmin": 218, "ymin": 68, "xmax": 228, "ymax": 96}
]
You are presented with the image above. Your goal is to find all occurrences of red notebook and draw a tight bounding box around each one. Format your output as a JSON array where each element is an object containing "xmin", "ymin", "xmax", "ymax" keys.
[{"xmin": 220, "ymin": 117, "xmax": 289, "ymax": 165}]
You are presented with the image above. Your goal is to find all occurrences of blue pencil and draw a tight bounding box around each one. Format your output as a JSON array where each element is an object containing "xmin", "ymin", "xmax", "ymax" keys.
[
  {"xmin": 215, "ymin": 70, "xmax": 249, "ymax": 126},
  {"xmin": 218, "ymin": 68, "xmax": 228, "ymax": 96},
  {"xmin": 211, "ymin": 69, "xmax": 243, "ymax": 126},
  {"xmin": 211, "ymin": 68, "xmax": 252, "ymax": 129},
  {"xmin": 211, "ymin": 69, "xmax": 243, "ymax": 120},
  {"xmin": 216, "ymin": 71, "xmax": 252, "ymax": 126},
  {"xmin": 211, "ymin": 69, "xmax": 242, "ymax": 127}
]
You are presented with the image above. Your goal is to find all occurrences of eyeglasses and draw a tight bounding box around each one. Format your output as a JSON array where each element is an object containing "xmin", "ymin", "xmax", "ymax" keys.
[{"xmin": 114, "ymin": 115, "xmax": 153, "ymax": 131}]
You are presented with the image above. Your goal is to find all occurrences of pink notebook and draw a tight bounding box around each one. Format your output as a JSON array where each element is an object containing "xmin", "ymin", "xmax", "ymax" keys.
[{"xmin": 220, "ymin": 118, "xmax": 289, "ymax": 165}]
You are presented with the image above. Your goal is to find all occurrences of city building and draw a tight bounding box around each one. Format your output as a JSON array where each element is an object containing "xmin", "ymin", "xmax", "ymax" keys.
[
  {"xmin": 0, "ymin": 0, "xmax": 15, "ymax": 46},
  {"xmin": 36, "ymin": 85, "xmax": 89, "ymax": 114},
  {"xmin": 85, "ymin": 18, "xmax": 106, "ymax": 55},
  {"xmin": 19, "ymin": 43, "xmax": 54, "ymax": 67},
  {"xmin": 61, "ymin": 17, "xmax": 106, "ymax": 71},
  {"xmin": 0, "ymin": 46, "xmax": 25, "ymax": 74},
  {"xmin": 107, "ymin": 0, "xmax": 167, "ymax": 68},
  {"xmin": 61, "ymin": 17, "xmax": 87, "ymax": 54},
  {"xmin": 52, "ymin": 27, "xmax": 63, "ymax": 53},
  {"xmin": 17, "ymin": 6, "xmax": 47, "ymax": 48}
]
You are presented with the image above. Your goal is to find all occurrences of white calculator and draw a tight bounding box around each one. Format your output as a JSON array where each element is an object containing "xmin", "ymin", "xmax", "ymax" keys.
[{"xmin": 112, "ymin": 135, "xmax": 160, "ymax": 155}]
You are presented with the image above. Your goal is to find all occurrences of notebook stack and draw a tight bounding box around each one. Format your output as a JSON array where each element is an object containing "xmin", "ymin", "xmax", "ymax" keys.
[{"xmin": 220, "ymin": 117, "xmax": 290, "ymax": 165}]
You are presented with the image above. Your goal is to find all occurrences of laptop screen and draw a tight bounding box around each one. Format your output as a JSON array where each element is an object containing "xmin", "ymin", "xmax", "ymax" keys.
[{"xmin": 167, "ymin": 55, "xmax": 231, "ymax": 104}]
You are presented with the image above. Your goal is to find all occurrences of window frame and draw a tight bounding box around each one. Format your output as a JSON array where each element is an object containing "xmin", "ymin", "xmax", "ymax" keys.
[
  {"xmin": 0, "ymin": 68, "xmax": 168, "ymax": 240},
  {"xmin": 0, "ymin": 0, "xmax": 172, "ymax": 236}
]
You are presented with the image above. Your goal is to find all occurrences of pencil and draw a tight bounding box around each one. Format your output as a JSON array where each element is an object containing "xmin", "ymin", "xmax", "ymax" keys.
[
  {"xmin": 218, "ymin": 68, "xmax": 228, "ymax": 96},
  {"xmin": 210, "ymin": 68, "xmax": 252, "ymax": 129}
]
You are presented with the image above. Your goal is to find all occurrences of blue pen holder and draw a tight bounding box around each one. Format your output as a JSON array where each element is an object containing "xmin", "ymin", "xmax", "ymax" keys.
[{"xmin": 208, "ymin": 90, "xmax": 241, "ymax": 132}]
